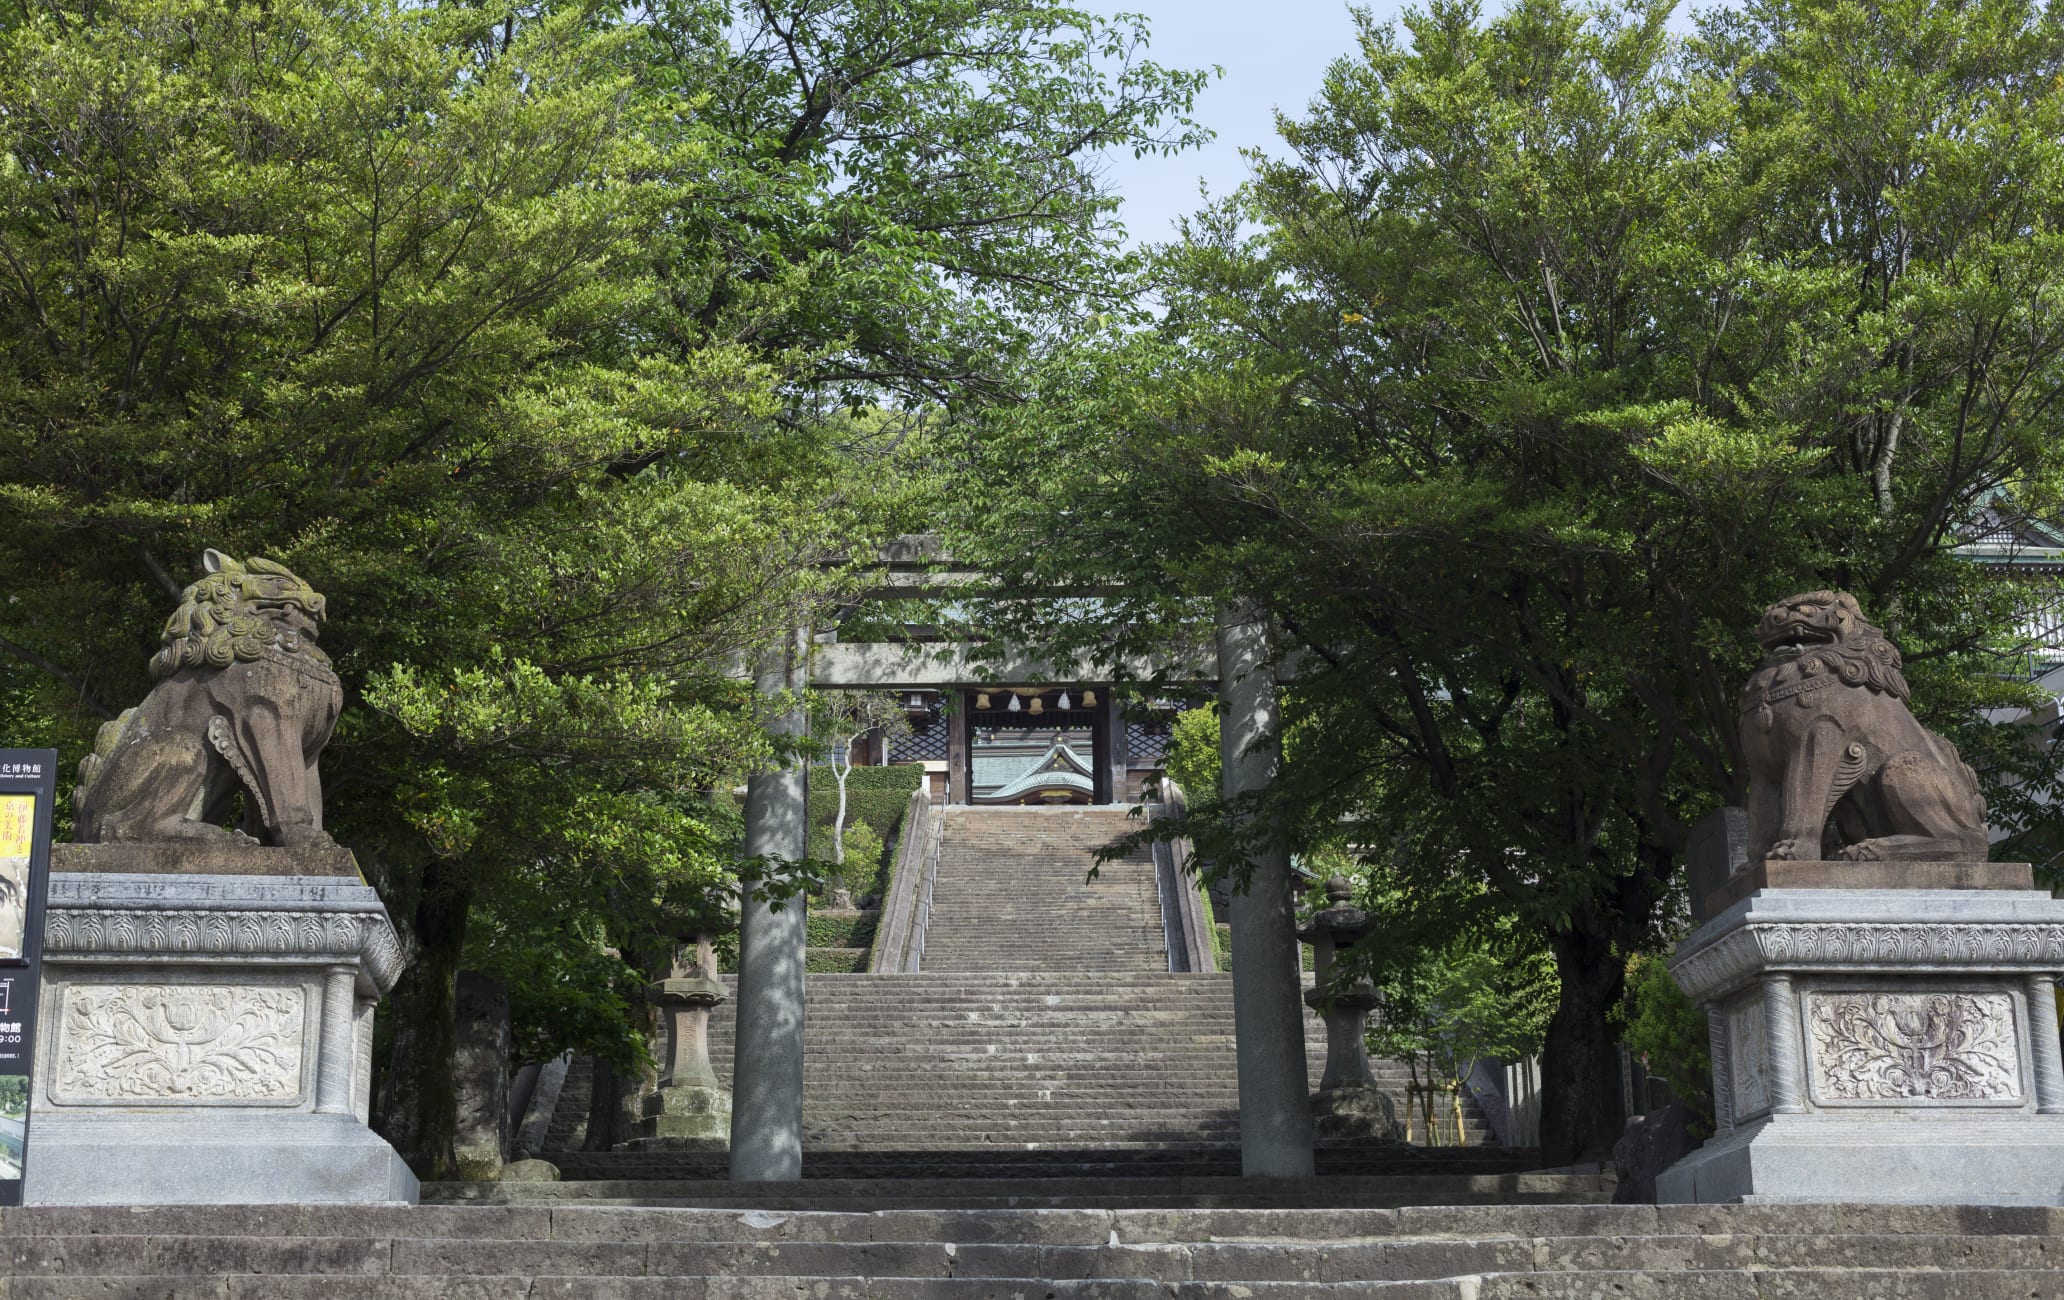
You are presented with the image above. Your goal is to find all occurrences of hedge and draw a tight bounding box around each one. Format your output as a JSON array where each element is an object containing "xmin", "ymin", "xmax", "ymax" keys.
[
  {"xmin": 805, "ymin": 948, "xmax": 869, "ymax": 974},
  {"xmin": 806, "ymin": 763, "xmax": 925, "ymax": 899},
  {"xmin": 808, "ymin": 911, "xmax": 878, "ymax": 950}
]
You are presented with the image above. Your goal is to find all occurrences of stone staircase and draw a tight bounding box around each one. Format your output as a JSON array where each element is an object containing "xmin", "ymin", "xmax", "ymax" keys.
[
  {"xmin": 918, "ymin": 806, "xmax": 1169, "ymax": 973},
  {"xmin": 538, "ymin": 971, "xmax": 1496, "ymax": 1174},
  {"xmin": 532, "ymin": 803, "xmax": 1502, "ymax": 1187},
  {"xmin": 696, "ymin": 973, "xmax": 1494, "ymax": 1153},
  {"xmin": 14, "ymin": 1202, "xmax": 2064, "ymax": 1296}
]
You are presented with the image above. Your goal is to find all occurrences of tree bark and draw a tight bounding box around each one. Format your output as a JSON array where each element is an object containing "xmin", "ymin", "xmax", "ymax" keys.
[
  {"xmin": 583, "ymin": 1056, "xmax": 624, "ymax": 1151},
  {"xmin": 1537, "ymin": 923, "xmax": 1627, "ymax": 1167},
  {"xmin": 372, "ymin": 865, "xmax": 473, "ymax": 1180}
]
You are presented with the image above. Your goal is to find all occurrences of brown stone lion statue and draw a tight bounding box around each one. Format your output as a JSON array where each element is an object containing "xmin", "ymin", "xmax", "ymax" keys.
[
  {"xmin": 1740, "ymin": 591, "xmax": 1987, "ymax": 863},
  {"xmin": 73, "ymin": 550, "xmax": 341, "ymax": 848}
]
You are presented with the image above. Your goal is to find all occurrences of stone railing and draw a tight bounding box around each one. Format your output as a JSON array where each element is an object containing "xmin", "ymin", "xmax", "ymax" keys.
[
  {"xmin": 869, "ymin": 787, "xmax": 940, "ymax": 974},
  {"xmin": 1148, "ymin": 778, "xmax": 1215, "ymax": 973}
]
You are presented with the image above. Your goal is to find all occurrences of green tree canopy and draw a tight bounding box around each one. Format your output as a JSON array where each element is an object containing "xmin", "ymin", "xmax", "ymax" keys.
[
  {"xmin": 955, "ymin": 0, "xmax": 2064, "ymax": 1162},
  {"xmin": 0, "ymin": 0, "xmax": 1206, "ymax": 1174}
]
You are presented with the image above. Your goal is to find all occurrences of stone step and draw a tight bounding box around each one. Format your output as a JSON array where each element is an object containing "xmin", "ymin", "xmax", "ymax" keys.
[
  {"xmin": 541, "ymin": 1150, "xmax": 1539, "ymax": 1181},
  {"xmin": 431, "ymin": 1172, "xmax": 1609, "ymax": 1210},
  {"xmin": 27, "ymin": 1205, "xmax": 2064, "ymax": 1299},
  {"xmin": 29, "ymin": 1201, "xmax": 2064, "ymax": 1241},
  {"xmin": 15, "ymin": 1268, "xmax": 2064, "ymax": 1298}
]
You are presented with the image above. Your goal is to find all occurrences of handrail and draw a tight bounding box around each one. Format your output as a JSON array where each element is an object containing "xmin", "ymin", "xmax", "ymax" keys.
[
  {"xmin": 908, "ymin": 805, "xmax": 945, "ymax": 971},
  {"xmin": 869, "ymin": 786, "xmax": 933, "ymax": 973},
  {"xmin": 1151, "ymin": 778, "xmax": 1215, "ymax": 973}
]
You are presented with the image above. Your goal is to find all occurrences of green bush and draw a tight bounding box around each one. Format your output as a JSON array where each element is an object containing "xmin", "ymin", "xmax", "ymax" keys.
[
  {"xmin": 841, "ymin": 821, "xmax": 885, "ymax": 888},
  {"xmin": 1618, "ymin": 950, "xmax": 1713, "ymax": 1130},
  {"xmin": 1165, "ymin": 705, "xmax": 1220, "ymax": 801}
]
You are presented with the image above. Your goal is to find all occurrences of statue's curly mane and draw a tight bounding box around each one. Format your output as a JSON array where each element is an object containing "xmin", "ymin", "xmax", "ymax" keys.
[
  {"xmin": 1764, "ymin": 590, "xmax": 1911, "ymax": 702},
  {"xmin": 149, "ymin": 555, "xmax": 325, "ymax": 679}
]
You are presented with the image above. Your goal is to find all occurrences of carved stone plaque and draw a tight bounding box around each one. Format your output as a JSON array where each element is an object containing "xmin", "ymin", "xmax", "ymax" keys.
[
  {"xmin": 1805, "ymin": 990, "xmax": 2021, "ymax": 1105},
  {"xmin": 50, "ymin": 983, "xmax": 307, "ymax": 1106},
  {"xmin": 1728, "ymin": 998, "xmax": 1771, "ymax": 1118}
]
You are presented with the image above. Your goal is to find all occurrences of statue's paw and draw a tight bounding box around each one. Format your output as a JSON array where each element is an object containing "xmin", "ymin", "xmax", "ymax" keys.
[
  {"xmin": 1836, "ymin": 841, "xmax": 1886, "ymax": 862},
  {"xmin": 1766, "ymin": 839, "xmax": 1811, "ymax": 861},
  {"xmin": 275, "ymin": 825, "xmax": 336, "ymax": 851}
]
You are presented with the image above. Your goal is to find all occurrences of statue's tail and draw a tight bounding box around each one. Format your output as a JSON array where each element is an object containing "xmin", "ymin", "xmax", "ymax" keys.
[{"xmin": 73, "ymin": 708, "xmax": 137, "ymax": 831}]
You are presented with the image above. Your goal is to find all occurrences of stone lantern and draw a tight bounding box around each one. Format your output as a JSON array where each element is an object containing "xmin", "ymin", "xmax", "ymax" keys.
[
  {"xmin": 1297, "ymin": 874, "xmax": 1400, "ymax": 1140},
  {"xmin": 627, "ymin": 930, "xmax": 731, "ymax": 1149}
]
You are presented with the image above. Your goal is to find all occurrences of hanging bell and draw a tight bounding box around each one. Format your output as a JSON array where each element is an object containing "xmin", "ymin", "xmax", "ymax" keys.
[
  {"xmin": 1082, "ymin": 689, "xmax": 1097, "ymax": 708},
  {"xmin": 975, "ymin": 692, "xmax": 992, "ymax": 710},
  {"xmin": 1029, "ymin": 696, "xmax": 1045, "ymax": 715}
]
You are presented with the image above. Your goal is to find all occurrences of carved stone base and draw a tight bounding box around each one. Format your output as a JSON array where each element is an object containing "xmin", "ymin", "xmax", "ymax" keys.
[
  {"xmin": 23, "ymin": 864, "xmax": 417, "ymax": 1205},
  {"xmin": 1310, "ymin": 1085, "xmax": 1402, "ymax": 1142},
  {"xmin": 623, "ymin": 1081, "xmax": 731, "ymax": 1149},
  {"xmin": 1661, "ymin": 884, "xmax": 2064, "ymax": 1205}
]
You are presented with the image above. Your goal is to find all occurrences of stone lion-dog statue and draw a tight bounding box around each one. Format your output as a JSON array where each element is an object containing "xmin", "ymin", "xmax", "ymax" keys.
[
  {"xmin": 74, "ymin": 550, "xmax": 341, "ymax": 848},
  {"xmin": 1741, "ymin": 590, "xmax": 1987, "ymax": 863}
]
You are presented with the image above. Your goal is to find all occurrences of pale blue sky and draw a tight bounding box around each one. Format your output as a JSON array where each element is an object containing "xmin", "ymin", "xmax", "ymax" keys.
[{"xmin": 1088, "ymin": 1, "xmax": 1398, "ymax": 247}]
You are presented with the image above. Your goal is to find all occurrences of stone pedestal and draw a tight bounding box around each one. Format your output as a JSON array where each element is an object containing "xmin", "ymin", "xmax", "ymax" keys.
[
  {"xmin": 623, "ymin": 957, "xmax": 731, "ymax": 1151},
  {"xmin": 1659, "ymin": 880, "xmax": 2064, "ymax": 1205},
  {"xmin": 23, "ymin": 855, "xmax": 417, "ymax": 1205}
]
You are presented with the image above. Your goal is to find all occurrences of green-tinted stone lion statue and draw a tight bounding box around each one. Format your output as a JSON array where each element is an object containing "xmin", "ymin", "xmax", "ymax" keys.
[{"xmin": 74, "ymin": 549, "xmax": 341, "ymax": 848}]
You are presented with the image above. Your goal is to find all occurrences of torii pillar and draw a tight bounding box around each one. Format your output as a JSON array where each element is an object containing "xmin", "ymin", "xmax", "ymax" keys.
[
  {"xmin": 729, "ymin": 629, "xmax": 809, "ymax": 1181},
  {"xmin": 1217, "ymin": 605, "xmax": 1316, "ymax": 1178}
]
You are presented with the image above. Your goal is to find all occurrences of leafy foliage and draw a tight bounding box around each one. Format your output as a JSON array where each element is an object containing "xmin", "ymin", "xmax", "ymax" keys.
[
  {"xmin": 952, "ymin": 0, "xmax": 2064, "ymax": 1162},
  {"xmin": 1163, "ymin": 704, "xmax": 1222, "ymax": 804},
  {"xmin": 1616, "ymin": 950, "xmax": 1713, "ymax": 1130},
  {"xmin": 1366, "ymin": 939, "xmax": 1557, "ymax": 1145},
  {"xmin": 0, "ymin": 0, "xmax": 1204, "ymax": 1173}
]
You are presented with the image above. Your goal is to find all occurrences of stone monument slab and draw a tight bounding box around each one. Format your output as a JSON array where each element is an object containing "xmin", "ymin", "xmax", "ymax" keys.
[{"xmin": 1685, "ymin": 807, "xmax": 1750, "ymax": 925}]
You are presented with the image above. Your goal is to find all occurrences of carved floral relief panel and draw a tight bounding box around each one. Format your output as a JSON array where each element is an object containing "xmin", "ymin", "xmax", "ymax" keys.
[
  {"xmin": 50, "ymin": 982, "xmax": 308, "ymax": 1105},
  {"xmin": 1728, "ymin": 998, "xmax": 1771, "ymax": 1119},
  {"xmin": 1804, "ymin": 990, "xmax": 2022, "ymax": 1105}
]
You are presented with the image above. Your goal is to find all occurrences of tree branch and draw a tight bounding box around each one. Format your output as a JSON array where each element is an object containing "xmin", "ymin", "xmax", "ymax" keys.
[
  {"xmin": 0, "ymin": 632, "xmax": 116, "ymax": 721},
  {"xmin": 136, "ymin": 544, "xmax": 184, "ymax": 601}
]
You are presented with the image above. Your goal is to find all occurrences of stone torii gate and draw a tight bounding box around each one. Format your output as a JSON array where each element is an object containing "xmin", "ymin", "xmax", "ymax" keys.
[{"xmin": 725, "ymin": 605, "xmax": 1315, "ymax": 1181}]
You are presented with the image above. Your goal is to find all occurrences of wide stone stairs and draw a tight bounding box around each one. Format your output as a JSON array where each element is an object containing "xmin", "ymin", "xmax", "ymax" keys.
[
  {"xmin": 918, "ymin": 806, "xmax": 1170, "ymax": 973},
  {"xmin": 526, "ymin": 803, "xmax": 1503, "ymax": 1195},
  {"xmin": 525, "ymin": 970, "xmax": 1504, "ymax": 1190},
  {"xmin": 13, "ymin": 1202, "xmax": 2064, "ymax": 1297}
]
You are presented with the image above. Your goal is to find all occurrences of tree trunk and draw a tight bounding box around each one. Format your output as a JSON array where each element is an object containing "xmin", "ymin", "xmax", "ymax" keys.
[
  {"xmin": 584, "ymin": 1056, "xmax": 623, "ymax": 1151},
  {"xmin": 834, "ymin": 743, "xmax": 852, "ymax": 865},
  {"xmin": 372, "ymin": 865, "xmax": 473, "ymax": 1180},
  {"xmin": 1538, "ymin": 923, "xmax": 1627, "ymax": 1167}
]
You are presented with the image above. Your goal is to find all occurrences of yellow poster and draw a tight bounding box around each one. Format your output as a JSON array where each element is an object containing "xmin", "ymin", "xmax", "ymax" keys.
[
  {"xmin": 0, "ymin": 795, "xmax": 28, "ymax": 959},
  {"xmin": 0, "ymin": 795, "xmax": 30, "ymax": 859}
]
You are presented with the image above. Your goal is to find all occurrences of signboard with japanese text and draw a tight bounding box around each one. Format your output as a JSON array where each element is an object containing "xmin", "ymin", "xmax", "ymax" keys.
[{"xmin": 0, "ymin": 750, "xmax": 55, "ymax": 1204}]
